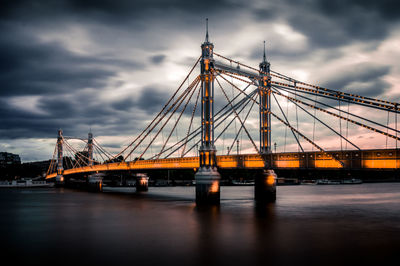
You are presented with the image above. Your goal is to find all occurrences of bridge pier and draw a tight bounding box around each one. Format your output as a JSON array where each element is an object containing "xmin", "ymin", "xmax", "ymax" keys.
[
  {"xmin": 55, "ymin": 174, "xmax": 64, "ymax": 187},
  {"xmin": 87, "ymin": 172, "xmax": 104, "ymax": 192},
  {"xmin": 136, "ymin": 173, "xmax": 149, "ymax": 192},
  {"xmin": 255, "ymin": 169, "xmax": 277, "ymax": 202},
  {"xmin": 195, "ymin": 167, "xmax": 221, "ymax": 205}
]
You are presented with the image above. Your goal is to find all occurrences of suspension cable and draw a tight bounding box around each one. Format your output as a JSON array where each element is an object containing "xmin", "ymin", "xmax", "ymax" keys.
[
  {"xmin": 182, "ymin": 82, "xmax": 201, "ymax": 157},
  {"xmin": 112, "ymin": 57, "xmax": 201, "ymax": 160},
  {"xmin": 215, "ymin": 76, "xmax": 260, "ymax": 154},
  {"xmin": 294, "ymin": 80, "xmax": 300, "ymax": 152},
  {"xmin": 217, "ymin": 74, "xmax": 341, "ymax": 159},
  {"xmin": 275, "ymin": 84, "xmax": 400, "ymax": 134},
  {"xmin": 135, "ymin": 77, "xmax": 200, "ymax": 161},
  {"xmin": 272, "ymin": 86, "xmax": 400, "ymax": 142},
  {"xmin": 124, "ymin": 76, "xmax": 200, "ymax": 160},
  {"xmin": 226, "ymin": 91, "xmax": 257, "ymax": 155},
  {"xmin": 213, "ymin": 52, "xmax": 399, "ymax": 111},
  {"xmin": 46, "ymin": 144, "xmax": 58, "ymax": 176},
  {"xmin": 386, "ymin": 110, "xmax": 390, "ymax": 149},
  {"xmin": 271, "ymin": 92, "xmax": 304, "ymax": 152},
  {"xmin": 158, "ymin": 78, "xmax": 201, "ymax": 158},
  {"xmin": 155, "ymin": 84, "xmax": 255, "ymax": 159},
  {"xmin": 345, "ymin": 101, "xmax": 350, "ymax": 150},
  {"xmin": 167, "ymin": 88, "xmax": 258, "ymax": 159},
  {"xmin": 272, "ymin": 88, "xmax": 360, "ymax": 150},
  {"xmin": 338, "ymin": 93, "xmax": 343, "ymax": 151}
]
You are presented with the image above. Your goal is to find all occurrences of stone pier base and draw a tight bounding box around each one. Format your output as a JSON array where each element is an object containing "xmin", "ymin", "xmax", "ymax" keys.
[
  {"xmin": 55, "ymin": 175, "xmax": 64, "ymax": 187},
  {"xmin": 195, "ymin": 167, "xmax": 221, "ymax": 205},
  {"xmin": 255, "ymin": 169, "xmax": 277, "ymax": 202},
  {"xmin": 136, "ymin": 174, "xmax": 149, "ymax": 192}
]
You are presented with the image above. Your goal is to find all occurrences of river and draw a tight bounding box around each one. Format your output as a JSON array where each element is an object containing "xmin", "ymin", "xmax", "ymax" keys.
[{"xmin": 1, "ymin": 183, "xmax": 400, "ymax": 266}]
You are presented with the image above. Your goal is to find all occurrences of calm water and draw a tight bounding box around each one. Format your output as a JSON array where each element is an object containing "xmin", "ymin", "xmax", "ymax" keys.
[{"xmin": 1, "ymin": 183, "xmax": 400, "ymax": 266}]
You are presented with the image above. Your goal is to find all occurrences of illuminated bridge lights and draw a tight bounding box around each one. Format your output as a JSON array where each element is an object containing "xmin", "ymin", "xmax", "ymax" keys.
[{"xmin": 46, "ymin": 149, "xmax": 400, "ymax": 179}]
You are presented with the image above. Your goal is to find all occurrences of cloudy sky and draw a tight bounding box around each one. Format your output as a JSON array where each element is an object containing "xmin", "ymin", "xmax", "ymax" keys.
[{"xmin": 1, "ymin": 0, "xmax": 400, "ymax": 162}]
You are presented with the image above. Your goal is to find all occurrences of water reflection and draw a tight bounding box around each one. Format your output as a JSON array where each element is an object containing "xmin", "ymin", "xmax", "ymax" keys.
[{"xmin": 0, "ymin": 183, "xmax": 400, "ymax": 266}]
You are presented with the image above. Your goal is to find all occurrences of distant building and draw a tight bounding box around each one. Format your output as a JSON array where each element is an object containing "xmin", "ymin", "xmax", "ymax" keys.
[{"xmin": 0, "ymin": 152, "xmax": 21, "ymax": 166}]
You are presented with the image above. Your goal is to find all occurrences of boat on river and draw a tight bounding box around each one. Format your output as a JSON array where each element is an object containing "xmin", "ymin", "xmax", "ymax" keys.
[
  {"xmin": 232, "ymin": 180, "xmax": 255, "ymax": 186},
  {"xmin": 0, "ymin": 179, "xmax": 54, "ymax": 188},
  {"xmin": 316, "ymin": 178, "xmax": 363, "ymax": 185},
  {"xmin": 341, "ymin": 178, "xmax": 363, "ymax": 184},
  {"xmin": 316, "ymin": 179, "xmax": 341, "ymax": 185}
]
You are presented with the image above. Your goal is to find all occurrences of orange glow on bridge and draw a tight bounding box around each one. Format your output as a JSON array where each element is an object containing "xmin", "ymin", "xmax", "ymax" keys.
[{"xmin": 46, "ymin": 149, "xmax": 400, "ymax": 179}]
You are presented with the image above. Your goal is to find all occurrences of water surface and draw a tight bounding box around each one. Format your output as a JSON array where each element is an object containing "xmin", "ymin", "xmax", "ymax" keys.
[{"xmin": 1, "ymin": 183, "xmax": 400, "ymax": 266}]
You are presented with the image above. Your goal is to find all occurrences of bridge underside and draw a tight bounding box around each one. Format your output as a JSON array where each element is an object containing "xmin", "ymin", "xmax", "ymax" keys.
[{"xmin": 46, "ymin": 148, "xmax": 400, "ymax": 179}]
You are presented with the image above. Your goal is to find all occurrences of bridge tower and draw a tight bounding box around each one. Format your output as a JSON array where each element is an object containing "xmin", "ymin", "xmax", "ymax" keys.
[
  {"xmin": 195, "ymin": 19, "xmax": 221, "ymax": 205},
  {"xmin": 55, "ymin": 129, "xmax": 64, "ymax": 185},
  {"xmin": 88, "ymin": 131, "xmax": 93, "ymax": 166},
  {"xmin": 259, "ymin": 41, "xmax": 272, "ymax": 155},
  {"xmin": 255, "ymin": 42, "xmax": 277, "ymax": 202}
]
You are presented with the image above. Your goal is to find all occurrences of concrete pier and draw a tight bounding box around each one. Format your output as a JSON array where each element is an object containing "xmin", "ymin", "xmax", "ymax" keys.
[
  {"xmin": 195, "ymin": 167, "xmax": 221, "ymax": 205},
  {"xmin": 136, "ymin": 173, "xmax": 149, "ymax": 192},
  {"xmin": 55, "ymin": 174, "xmax": 64, "ymax": 187},
  {"xmin": 88, "ymin": 173, "xmax": 104, "ymax": 192},
  {"xmin": 255, "ymin": 169, "xmax": 277, "ymax": 202}
]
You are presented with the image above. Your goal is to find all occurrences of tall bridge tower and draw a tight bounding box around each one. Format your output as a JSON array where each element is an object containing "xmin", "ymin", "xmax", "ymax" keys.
[
  {"xmin": 55, "ymin": 129, "xmax": 64, "ymax": 185},
  {"xmin": 88, "ymin": 132, "xmax": 93, "ymax": 166},
  {"xmin": 255, "ymin": 42, "xmax": 277, "ymax": 202},
  {"xmin": 259, "ymin": 41, "xmax": 272, "ymax": 155},
  {"xmin": 195, "ymin": 19, "xmax": 221, "ymax": 205}
]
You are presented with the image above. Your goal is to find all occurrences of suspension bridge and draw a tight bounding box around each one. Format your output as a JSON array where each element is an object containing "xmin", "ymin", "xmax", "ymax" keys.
[{"xmin": 46, "ymin": 21, "xmax": 400, "ymax": 204}]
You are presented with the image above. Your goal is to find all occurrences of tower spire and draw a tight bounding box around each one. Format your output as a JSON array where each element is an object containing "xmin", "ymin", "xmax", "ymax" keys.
[
  {"xmin": 205, "ymin": 18, "xmax": 209, "ymax": 43},
  {"xmin": 263, "ymin": 40, "xmax": 266, "ymax": 62}
]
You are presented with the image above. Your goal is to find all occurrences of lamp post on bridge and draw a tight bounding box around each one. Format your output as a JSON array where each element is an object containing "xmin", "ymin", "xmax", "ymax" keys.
[
  {"xmin": 195, "ymin": 19, "xmax": 221, "ymax": 205},
  {"xmin": 255, "ymin": 41, "xmax": 277, "ymax": 202}
]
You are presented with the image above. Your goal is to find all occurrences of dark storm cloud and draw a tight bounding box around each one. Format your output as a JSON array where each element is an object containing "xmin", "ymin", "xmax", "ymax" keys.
[
  {"xmin": 136, "ymin": 86, "xmax": 171, "ymax": 115},
  {"xmin": 0, "ymin": 33, "xmax": 126, "ymax": 97},
  {"xmin": 323, "ymin": 64, "xmax": 391, "ymax": 97},
  {"xmin": 150, "ymin": 54, "xmax": 166, "ymax": 65},
  {"xmin": 1, "ymin": 0, "xmax": 241, "ymax": 24},
  {"xmin": 0, "ymin": 99, "xmax": 60, "ymax": 139},
  {"xmin": 278, "ymin": 0, "xmax": 400, "ymax": 48},
  {"xmin": 111, "ymin": 98, "xmax": 136, "ymax": 111}
]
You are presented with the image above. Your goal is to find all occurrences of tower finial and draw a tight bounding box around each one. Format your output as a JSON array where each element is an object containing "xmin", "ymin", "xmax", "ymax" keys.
[
  {"xmin": 263, "ymin": 40, "xmax": 266, "ymax": 62},
  {"xmin": 205, "ymin": 18, "xmax": 209, "ymax": 42}
]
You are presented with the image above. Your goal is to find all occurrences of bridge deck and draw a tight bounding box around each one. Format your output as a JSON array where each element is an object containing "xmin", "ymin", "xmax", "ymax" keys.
[{"xmin": 46, "ymin": 148, "xmax": 400, "ymax": 179}]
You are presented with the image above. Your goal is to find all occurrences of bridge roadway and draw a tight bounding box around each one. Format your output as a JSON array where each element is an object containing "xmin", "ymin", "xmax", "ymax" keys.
[{"xmin": 46, "ymin": 148, "xmax": 400, "ymax": 179}]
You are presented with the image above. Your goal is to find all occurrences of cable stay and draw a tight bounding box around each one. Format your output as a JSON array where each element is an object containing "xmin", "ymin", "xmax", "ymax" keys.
[
  {"xmin": 151, "ymin": 84, "xmax": 256, "ymax": 159},
  {"xmin": 130, "ymin": 76, "xmax": 201, "ymax": 162},
  {"xmin": 111, "ymin": 57, "xmax": 201, "ymax": 160},
  {"xmin": 164, "ymin": 88, "xmax": 259, "ymax": 159},
  {"xmin": 215, "ymin": 77, "xmax": 260, "ymax": 154},
  {"xmin": 226, "ymin": 90, "xmax": 257, "ymax": 155},
  {"xmin": 214, "ymin": 52, "xmax": 399, "ymax": 112},
  {"xmin": 271, "ymin": 86, "xmax": 400, "ymax": 142},
  {"xmin": 271, "ymin": 92, "xmax": 304, "ymax": 152},
  {"xmin": 124, "ymin": 75, "xmax": 201, "ymax": 161},
  {"xmin": 217, "ymin": 73, "xmax": 345, "ymax": 166},
  {"xmin": 274, "ymin": 84, "xmax": 400, "ymax": 135},
  {"xmin": 181, "ymin": 82, "xmax": 202, "ymax": 157},
  {"xmin": 157, "ymin": 79, "xmax": 201, "ymax": 159},
  {"xmin": 272, "ymin": 88, "xmax": 360, "ymax": 150}
]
